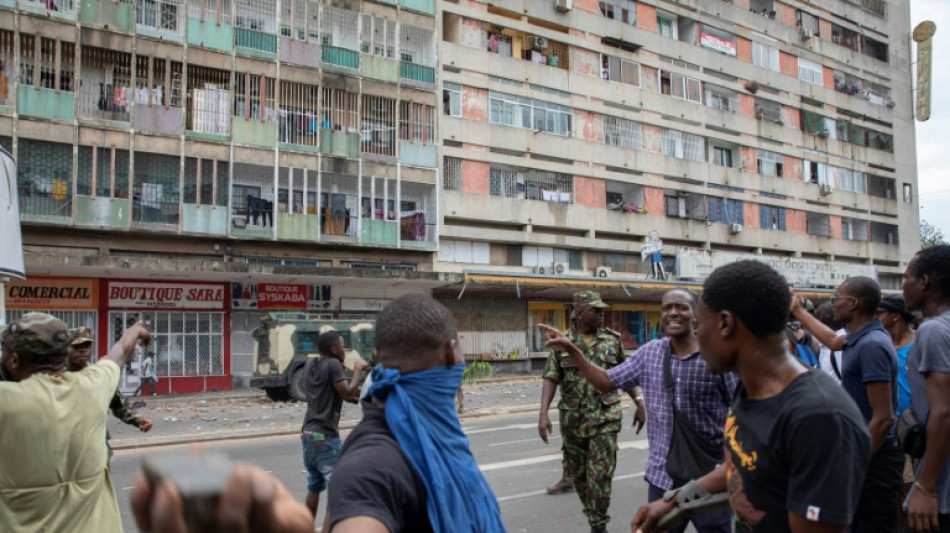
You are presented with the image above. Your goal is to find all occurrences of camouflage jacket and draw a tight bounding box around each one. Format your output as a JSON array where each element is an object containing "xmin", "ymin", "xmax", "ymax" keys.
[
  {"xmin": 108, "ymin": 389, "xmax": 143, "ymax": 426},
  {"xmin": 543, "ymin": 328, "xmax": 626, "ymax": 438}
]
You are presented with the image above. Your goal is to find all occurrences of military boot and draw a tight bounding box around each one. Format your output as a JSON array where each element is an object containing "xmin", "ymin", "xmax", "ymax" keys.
[{"xmin": 546, "ymin": 474, "xmax": 574, "ymax": 494}]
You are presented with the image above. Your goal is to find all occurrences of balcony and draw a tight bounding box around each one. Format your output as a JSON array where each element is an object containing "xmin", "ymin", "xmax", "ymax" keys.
[
  {"xmin": 18, "ymin": 86, "xmax": 76, "ymax": 122},
  {"xmin": 187, "ymin": 4, "xmax": 233, "ymax": 52},
  {"xmin": 136, "ymin": 0, "xmax": 184, "ymax": 42},
  {"xmin": 400, "ymin": 62, "xmax": 435, "ymax": 86},
  {"xmin": 319, "ymin": 128, "xmax": 359, "ymax": 158},
  {"xmin": 80, "ymin": 0, "xmax": 135, "ymax": 32},
  {"xmin": 235, "ymin": 28, "xmax": 277, "ymax": 57},
  {"xmin": 75, "ymin": 196, "xmax": 129, "ymax": 228},
  {"xmin": 398, "ymin": 140, "xmax": 436, "ymax": 168},
  {"xmin": 399, "ymin": 0, "xmax": 434, "ymax": 14},
  {"xmin": 359, "ymin": 54, "xmax": 399, "ymax": 84},
  {"xmin": 322, "ymin": 45, "xmax": 359, "ymax": 70},
  {"xmin": 182, "ymin": 204, "xmax": 228, "ymax": 235},
  {"xmin": 361, "ymin": 218, "xmax": 398, "ymax": 246},
  {"xmin": 19, "ymin": 0, "xmax": 76, "ymax": 20},
  {"xmin": 232, "ymin": 116, "xmax": 277, "ymax": 147}
]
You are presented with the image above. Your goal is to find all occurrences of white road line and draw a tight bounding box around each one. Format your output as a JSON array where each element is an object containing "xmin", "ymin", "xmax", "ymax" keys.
[
  {"xmin": 464, "ymin": 422, "xmax": 558, "ymax": 435},
  {"xmin": 479, "ymin": 440, "xmax": 647, "ymax": 472},
  {"xmin": 488, "ymin": 436, "xmax": 561, "ymax": 447},
  {"xmin": 496, "ymin": 471, "xmax": 645, "ymax": 503}
]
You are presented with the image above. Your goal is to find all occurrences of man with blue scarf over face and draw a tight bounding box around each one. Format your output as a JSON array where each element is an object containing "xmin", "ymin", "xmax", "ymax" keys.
[{"xmin": 326, "ymin": 293, "xmax": 506, "ymax": 533}]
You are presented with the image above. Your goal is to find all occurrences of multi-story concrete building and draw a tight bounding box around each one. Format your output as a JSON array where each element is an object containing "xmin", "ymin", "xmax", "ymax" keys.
[
  {"xmin": 2, "ymin": 0, "xmax": 452, "ymax": 393},
  {"xmin": 3, "ymin": 0, "xmax": 920, "ymax": 387},
  {"xmin": 434, "ymin": 0, "xmax": 919, "ymax": 359}
]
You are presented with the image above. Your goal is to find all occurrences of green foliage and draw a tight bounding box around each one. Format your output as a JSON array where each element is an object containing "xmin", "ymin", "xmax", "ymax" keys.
[
  {"xmin": 457, "ymin": 361, "xmax": 493, "ymax": 414},
  {"xmin": 921, "ymin": 220, "xmax": 948, "ymax": 248}
]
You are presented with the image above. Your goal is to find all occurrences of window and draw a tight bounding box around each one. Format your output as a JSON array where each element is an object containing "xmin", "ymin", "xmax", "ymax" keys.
[
  {"xmin": 759, "ymin": 205, "xmax": 786, "ymax": 230},
  {"xmin": 361, "ymin": 95, "xmax": 396, "ymax": 156},
  {"xmin": 664, "ymin": 191, "xmax": 706, "ymax": 220},
  {"xmin": 805, "ymin": 160, "xmax": 828, "ymax": 185},
  {"xmin": 189, "ymin": 0, "xmax": 232, "ymax": 24},
  {"xmin": 279, "ymin": 80, "xmax": 320, "ymax": 147},
  {"xmin": 870, "ymin": 222, "xmax": 898, "ymax": 245},
  {"xmin": 795, "ymin": 10, "xmax": 820, "ymax": 37},
  {"xmin": 757, "ymin": 149, "xmax": 784, "ymax": 177},
  {"xmin": 806, "ymin": 212, "xmax": 831, "ymax": 237},
  {"xmin": 705, "ymin": 85, "xmax": 737, "ymax": 113},
  {"xmin": 712, "ymin": 146, "xmax": 733, "ymax": 167},
  {"xmin": 137, "ymin": 0, "xmax": 183, "ymax": 34},
  {"xmin": 657, "ymin": 16, "xmax": 675, "ymax": 38},
  {"xmin": 662, "ymin": 129, "xmax": 705, "ymax": 162},
  {"xmin": 19, "ymin": 36, "xmax": 75, "ymax": 92},
  {"xmin": 798, "ymin": 58, "xmax": 823, "ymax": 86},
  {"xmin": 322, "ymin": 87, "xmax": 358, "ymax": 132},
  {"xmin": 399, "ymin": 102, "xmax": 436, "ymax": 145},
  {"xmin": 837, "ymin": 168, "xmax": 866, "ymax": 194},
  {"xmin": 755, "ymin": 98, "xmax": 782, "ymax": 123},
  {"xmin": 752, "ymin": 42, "xmax": 780, "ymax": 72},
  {"xmin": 506, "ymin": 245, "xmax": 522, "ymax": 266},
  {"xmin": 706, "ymin": 197, "xmax": 744, "ymax": 224},
  {"xmin": 600, "ymin": 0, "xmax": 636, "ymax": 24},
  {"xmin": 444, "ymin": 157, "xmax": 463, "ymax": 191},
  {"xmin": 443, "ymin": 82, "xmax": 461, "ymax": 116},
  {"xmin": 279, "ymin": 0, "xmax": 317, "ymax": 42},
  {"xmin": 604, "ymin": 116, "xmax": 642, "ymax": 149},
  {"xmin": 234, "ymin": 73, "xmax": 276, "ymax": 121},
  {"xmin": 903, "ymin": 183, "xmax": 913, "ymax": 203},
  {"xmin": 110, "ymin": 311, "xmax": 224, "ymax": 377},
  {"xmin": 841, "ymin": 218, "xmax": 868, "ymax": 241},
  {"xmin": 659, "ymin": 70, "xmax": 701, "ymax": 103},
  {"xmin": 489, "ymin": 91, "xmax": 572, "ymax": 136},
  {"xmin": 601, "ymin": 54, "xmax": 641, "ymax": 86},
  {"xmin": 489, "ymin": 166, "xmax": 572, "ymax": 203},
  {"xmin": 360, "ymin": 15, "xmax": 396, "ymax": 58}
]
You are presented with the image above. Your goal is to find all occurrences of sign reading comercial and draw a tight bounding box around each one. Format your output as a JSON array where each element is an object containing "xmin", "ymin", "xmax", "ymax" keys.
[
  {"xmin": 6, "ymin": 278, "xmax": 98, "ymax": 309},
  {"xmin": 340, "ymin": 298, "xmax": 392, "ymax": 312},
  {"xmin": 675, "ymin": 247, "xmax": 878, "ymax": 287},
  {"xmin": 108, "ymin": 282, "xmax": 226, "ymax": 309}
]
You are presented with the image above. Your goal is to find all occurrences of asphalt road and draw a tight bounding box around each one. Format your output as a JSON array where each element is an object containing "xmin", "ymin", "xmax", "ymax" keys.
[{"xmin": 111, "ymin": 410, "xmax": 683, "ymax": 533}]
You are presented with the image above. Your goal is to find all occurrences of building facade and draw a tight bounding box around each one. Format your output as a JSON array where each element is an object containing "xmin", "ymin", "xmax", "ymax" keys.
[{"xmin": 3, "ymin": 0, "xmax": 921, "ymax": 387}]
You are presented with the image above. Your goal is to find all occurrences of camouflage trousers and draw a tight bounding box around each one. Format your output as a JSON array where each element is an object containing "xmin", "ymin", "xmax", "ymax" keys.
[{"xmin": 563, "ymin": 431, "xmax": 618, "ymax": 529}]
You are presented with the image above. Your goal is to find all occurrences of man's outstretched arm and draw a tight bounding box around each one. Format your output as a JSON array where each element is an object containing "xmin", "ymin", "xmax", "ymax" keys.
[{"xmin": 537, "ymin": 324, "xmax": 617, "ymax": 393}]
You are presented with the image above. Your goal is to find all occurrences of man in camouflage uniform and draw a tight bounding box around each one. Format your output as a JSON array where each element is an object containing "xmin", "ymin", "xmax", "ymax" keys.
[
  {"xmin": 68, "ymin": 327, "xmax": 153, "ymax": 450},
  {"xmin": 538, "ymin": 291, "xmax": 629, "ymax": 533}
]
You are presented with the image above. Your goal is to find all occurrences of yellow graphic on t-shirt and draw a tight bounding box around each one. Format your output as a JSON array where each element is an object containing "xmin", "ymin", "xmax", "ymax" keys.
[{"xmin": 724, "ymin": 413, "xmax": 757, "ymax": 471}]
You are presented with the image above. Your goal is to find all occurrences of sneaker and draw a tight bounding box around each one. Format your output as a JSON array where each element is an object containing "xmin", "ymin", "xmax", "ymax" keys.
[{"xmin": 546, "ymin": 476, "xmax": 574, "ymax": 494}]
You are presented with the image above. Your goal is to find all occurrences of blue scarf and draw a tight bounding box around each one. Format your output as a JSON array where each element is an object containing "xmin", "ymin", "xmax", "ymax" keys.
[{"xmin": 366, "ymin": 363, "xmax": 507, "ymax": 533}]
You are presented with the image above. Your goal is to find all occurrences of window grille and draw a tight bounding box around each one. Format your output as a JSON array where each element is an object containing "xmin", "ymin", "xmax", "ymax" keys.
[
  {"xmin": 757, "ymin": 149, "xmax": 784, "ymax": 177},
  {"xmin": 361, "ymin": 95, "xmax": 396, "ymax": 156},
  {"xmin": 400, "ymin": 181, "xmax": 436, "ymax": 242},
  {"xmin": 798, "ymin": 58, "xmax": 823, "ymax": 86},
  {"xmin": 136, "ymin": 0, "xmax": 183, "ymax": 34},
  {"xmin": 321, "ymin": 88, "xmax": 358, "ymax": 132},
  {"xmin": 806, "ymin": 212, "xmax": 831, "ymax": 237},
  {"xmin": 489, "ymin": 166, "xmax": 572, "ymax": 203},
  {"xmin": 401, "ymin": 24, "xmax": 435, "ymax": 67},
  {"xmin": 399, "ymin": 101, "xmax": 435, "ymax": 145},
  {"xmin": 443, "ymin": 82, "xmax": 461, "ymax": 116},
  {"xmin": 187, "ymin": 66, "xmax": 231, "ymax": 135},
  {"xmin": 234, "ymin": 73, "xmax": 276, "ymax": 121},
  {"xmin": 17, "ymin": 139, "xmax": 73, "ymax": 218},
  {"xmin": 234, "ymin": 0, "xmax": 277, "ymax": 33},
  {"xmin": 759, "ymin": 205, "xmax": 786, "ymax": 230},
  {"xmin": 322, "ymin": 6, "xmax": 359, "ymax": 52},
  {"xmin": 78, "ymin": 47, "xmax": 132, "ymax": 121},
  {"xmin": 6, "ymin": 310, "xmax": 99, "ymax": 355},
  {"xmin": 661, "ymin": 129, "xmax": 704, "ymax": 162},
  {"xmin": 281, "ymin": 0, "xmax": 319, "ymax": 42},
  {"xmin": 21, "ymin": 0, "xmax": 76, "ymax": 15},
  {"xmin": 232, "ymin": 163, "xmax": 275, "ymax": 229},
  {"xmin": 361, "ymin": 15, "xmax": 397, "ymax": 58},
  {"xmin": 604, "ymin": 116, "xmax": 642, "ymax": 149},
  {"xmin": 133, "ymin": 151, "xmax": 180, "ymax": 225},
  {"xmin": 19, "ymin": 36, "xmax": 75, "ymax": 91},
  {"xmin": 110, "ymin": 311, "xmax": 224, "ymax": 377},
  {"xmin": 0, "ymin": 31, "xmax": 14, "ymax": 106},
  {"xmin": 752, "ymin": 42, "xmax": 780, "ymax": 72},
  {"xmin": 443, "ymin": 156, "xmax": 463, "ymax": 191},
  {"xmin": 321, "ymin": 172, "xmax": 359, "ymax": 238},
  {"xmin": 360, "ymin": 175, "xmax": 396, "ymax": 220},
  {"xmin": 279, "ymin": 80, "xmax": 320, "ymax": 147},
  {"xmin": 601, "ymin": 54, "xmax": 640, "ymax": 86},
  {"xmin": 184, "ymin": 157, "xmax": 228, "ymax": 206},
  {"xmin": 135, "ymin": 56, "xmax": 183, "ymax": 108},
  {"xmin": 706, "ymin": 197, "xmax": 744, "ymax": 224},
  {"xmin": 188, "ymin": 0, "xmax": 232, "ymax": 24},
  {"xmin": 276, "ymin": 166, "xmax": 317, "ymax": 215},
  {"xmin": 78, "ymin": 146, "xmax": 130, "ymax": 199},
  {"xmin": 861, "ymin": 0, "xmax": 886, "ymax": 17}
]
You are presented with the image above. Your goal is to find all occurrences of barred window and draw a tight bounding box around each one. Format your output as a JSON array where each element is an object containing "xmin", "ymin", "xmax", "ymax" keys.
[
  {"xmin": 232, "ymin": 163, "xmax": 274, "ymax": 230},
  {"xmin": 757, "ymin": 149, "xmax": 784, "ymax": 177},
  {"xmin": 706, "ymin": 197, "xmax": 744, "ymax": 224},
  {"xmin": 401, "ymin": 23, "xmax": 436, "ymax": 67},
  {"xmin": 78, "ymin": 47, "xmax": 132, "ymax": 122},
  {"xmin": 135, "ymin": 56, "xmax": 183, "ymax": 109},
  {"xmin": 322, "ymin": 88, "xmax": 358, "ymax": 131},
  {"xmin": 234, "ymin": 73, "xmax": 277, "ymax": 121},
  {"xmin": 281, "ymin": 0, "xmax": 319, "ymax": 42},
  {"xmin": 490, "ymin": 166, "xmax": 572, "ymax": 203},
  {"xmin": 362, "ymin": 95, "xmax": 397, "ymax": 156},
  {"xmin": 133, "ymin": 151, "xmax": 180, "ymax": 225},
  {"xmin": 20, "ymin": 35, "xmax": 75, "ymax": 92},
  {"xmin": 360, "ymin": 175, "xmax": 396, "ymax": 219},
  {"xmin": 187, "ymin": 65, "xmax": 230, "ymax": 135},
  {"xmin": 0, "ymin": 31, "xmax": 15, "ymax": 106},
  {"xmin": 322, "ymin": 6, "xmax": 360, "ymax": 52},
  {"xmin": 755, "ymin": 98, "xmax": 782, "ymax": 123},
  {"xmin": 78, "ymin": 146, "xmax": 130, "ymax": 199},
  {"xmin": 759, "ymin": 205, "xmax": 786, "ymax": 230},
  {"xmin": 360, "ymin": 15, "xmax": 396, "ymax": 58},
  {"xmin": 110, "ymin": 311, "xmax": 225, "ymax": 377},
  {"xmin": 184, "ymin": 157, "xmax": 229, "ymax": 207},
  {"xmin": 279, "ymin": 80, "xmax": 320, "ymax": 147},
  {"xmin": 443, "ymin": 156, "xmax": 463, "ymax": 191},
  {"xmin": 601, "ymin": 54, "xmax": 640, "ymax": 86},
  {"xmin": 489, "ymin": 91, "xmax": 572, "ymax": 136},
  {"xmin": 17, "ymin": 139, "xmax": 73, "ymax": 218},
  {"xmin": 188, "ymin": 0, "xmax": 231, "ymax": 24},
  {"xmin": 661, "ymin": 129, "xmax": 704, "ymax": 162},
  {"xmin": 399, "ymin": 102, "xmax": 436, "ymax": 145},
  {"xmin": 604, "ymin": 116, "xmax": 642, "ymax": 149},
  {"xmin": 136, "ymin": 0, "xmax": 183, "ymax": 34}
]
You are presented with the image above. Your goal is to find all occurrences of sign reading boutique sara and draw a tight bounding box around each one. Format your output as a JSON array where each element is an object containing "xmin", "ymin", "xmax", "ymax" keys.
[
  {"xmin": 7, "ymin": 278, "xmax": 98, "ymax": 309},
  {"xmin": 676, "ymin": 247, "xmax": 878, "ymax": 287},
  {"xmin": 108, "ymin": 282, "xmax": 225, "ymax": 309}
]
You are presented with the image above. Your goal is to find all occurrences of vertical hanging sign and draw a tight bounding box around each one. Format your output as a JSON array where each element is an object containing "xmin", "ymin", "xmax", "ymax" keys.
[{"xmin": 913, "ymin": 21, "xmax": 936, "ymax": 122}]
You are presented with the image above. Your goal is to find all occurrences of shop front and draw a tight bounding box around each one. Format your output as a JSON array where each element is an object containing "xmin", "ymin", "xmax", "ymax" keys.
[
  {"xmin": 5, "ymin": 277, "xmax": 100, "ymax": 355},
  {"xmin": 103, "ymin": 280, "xmax": 229, "ymax": 395}
]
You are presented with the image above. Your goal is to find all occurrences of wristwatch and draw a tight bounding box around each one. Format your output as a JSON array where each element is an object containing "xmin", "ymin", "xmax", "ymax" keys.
[{"xmin": 635, "ymin": 396, "xmax": 645, "ymax": 403}]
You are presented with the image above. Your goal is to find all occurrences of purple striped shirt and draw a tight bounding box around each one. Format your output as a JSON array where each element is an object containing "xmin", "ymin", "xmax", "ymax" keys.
[{"xmin": 607, "ymin": 337, "xmax": 738, "ymax": 490}]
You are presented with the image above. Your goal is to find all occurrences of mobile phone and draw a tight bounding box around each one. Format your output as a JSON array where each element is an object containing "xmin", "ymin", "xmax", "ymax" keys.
[{"xmin": 142, "ymin": 452, "xmax": 235, "ymax": 532}]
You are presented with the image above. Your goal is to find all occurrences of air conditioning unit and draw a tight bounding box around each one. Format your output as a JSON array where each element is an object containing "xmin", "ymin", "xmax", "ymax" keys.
[
  {"xmin": 820, "ymin": 184, "xmax": 833, "ymax": 195},
  {"xmin": 730, "ymin": 223, "xmax": 743, "ymax": 234},
  {"xmin": 800, "ymin": 29, "xmax": 814, "ymax": 40},
  {"xmin": 534, "ymin": 265, "xmax": 549, "ymax": 274},
  {"xmin": 533, "ymin": 36, "xmax": 549, "ymax": 48},
  {"xmin": 594, "ymin": 266, "xmax": 612, "ymax": 278},
  {"xmin": 552, "ymin": 262, "xmax": 569, "ymax": 275},
  {"xmin": 554, "ymin": 0, "xmax": 572, "ymax": 12}
]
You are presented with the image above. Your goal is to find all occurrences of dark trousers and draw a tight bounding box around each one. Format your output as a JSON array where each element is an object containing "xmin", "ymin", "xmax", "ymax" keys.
[
  {"xmin": 648, "ymin": 483, "xmax": 732, "ymax": 533},
  {"xmin": 853, "ymin": 440, "xmax": 904, "ymax": 533}
]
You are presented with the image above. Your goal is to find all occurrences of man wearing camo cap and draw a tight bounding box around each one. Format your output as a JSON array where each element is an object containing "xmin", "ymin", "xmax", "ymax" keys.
[
  {"xmin": 0, "ymin": 312, "xmax": 150, "ymax": 531},
  {"xmin": 67, "ymin": 327, "xmax": 153, "ymax": 449}
]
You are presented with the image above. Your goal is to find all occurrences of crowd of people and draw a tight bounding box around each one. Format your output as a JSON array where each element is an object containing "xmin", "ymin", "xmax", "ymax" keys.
[{"xmin": 1, "ymin": 244, "xmax": 948, "ymax": 533}]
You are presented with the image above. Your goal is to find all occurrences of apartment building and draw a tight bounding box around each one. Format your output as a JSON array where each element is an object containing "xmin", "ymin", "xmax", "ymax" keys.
[
  {"xmin": 435, "ymin": 0, "xmax": 919, "ymax": 359},
  {"xmin": 1, "ymin": 0, "xmax": 451, "ymax": 392}
]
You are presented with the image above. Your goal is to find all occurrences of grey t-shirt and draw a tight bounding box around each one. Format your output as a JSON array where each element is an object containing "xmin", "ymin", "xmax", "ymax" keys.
[
  {"xmin": 301, "ymin": 356, "xmax": 346, "ymax": 438},
  {"xmin": 908, "ymin": 310, "xmax": 950, "ymax": 513}
]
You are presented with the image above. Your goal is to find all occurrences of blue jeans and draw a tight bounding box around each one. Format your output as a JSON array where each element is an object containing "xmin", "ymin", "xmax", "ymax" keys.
[
  {"xmin": 301, "ymin": 433, "xmax": 342, "ymax": 494},
  {"xmin": 648, "ymin": 482, "xmax": 732, "ymax": 533}
]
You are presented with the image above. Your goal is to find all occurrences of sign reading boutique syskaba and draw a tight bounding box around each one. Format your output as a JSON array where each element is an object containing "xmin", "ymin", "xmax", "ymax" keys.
[{"xmin": 676, "ymin": 247, "xmax": 878, "ymax": 287}]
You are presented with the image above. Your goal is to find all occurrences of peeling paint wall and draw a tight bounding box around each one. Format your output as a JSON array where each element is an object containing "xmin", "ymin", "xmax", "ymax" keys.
[
  {"xmin": 739, "ymin": 93, "xmax": 756, "ymax": 117},
  {"xmin": 744, "ymin": 202, "xmax": 760, "ymax": 228},
  {"xmin": 573, "ymin": 109, "xmax": 603, "ymax": 142},
  {"xmin": 642, "ymin": 124, "xmax": 663, "ymax": 153},
  {"xmin": 644, "ymin": 186, "xmax": 664, "ymax": 214},
  {"xmin": 574, "ymin": 0, "xmax": 599, "ymax": 15},
  {"xmin": 830, "ymin": 215, "xmax": 842, "ymax": 239},
  {"xmin": 460, "ymin": 17, "xmax": 487, "ymax": 49},
  {"xmin": 784, "ymin": 155, "xmax": 804, "ymax": 180},
  {"xmin": 823, "ymin": 66, "xmax": 835, "ymax": 90},
  {"xmin": 787, "ymin": 209, "xmax": 807, "ymax": 233},
  {"xmin": 462, "ymin": 86, "xmax": 489, "ymax": 121},
  {"xmin": 642, "ymin": 66, "xmax": 658, "ymax": 93},
  {"xmin": 819, "ymin": 19, "xmax": 833, "ymax": 41},
  {"xmin": 575, "ymin": 176, "xmax": 605, "ymax": 207},
  {"xmin": 741, "ymin": 146, "xmax": 758, "ymax": 172},
  {"xmin": 570, "ymin": 47, "xmax": 600, "ymax": 77},
  {"xmin": 779, "ymin": 52, "xmax": 798, "ymax": 77},
  {"xmin": 637, "ymin": 3, "xmax": 657, "ymax": 32},
  {"xmin": 462, "ymin": 159, "xmax": 490, "ymax": 195},
  {"xmin": 777, "ymin": 2, "xmax": 796, "ymax": 27},
  {"xmin": 785, "ymin": 106, "xmax": 801, "ymax": 129}
]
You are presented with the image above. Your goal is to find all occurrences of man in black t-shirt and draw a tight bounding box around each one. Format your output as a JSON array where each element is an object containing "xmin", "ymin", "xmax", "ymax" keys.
[
  {"xmin": 301, "ymin": 331, "xmax": 367, "ymax": 523},
  {"xmin": 632, "ymin": 261, "xmax": 871, "ymax": 533}
]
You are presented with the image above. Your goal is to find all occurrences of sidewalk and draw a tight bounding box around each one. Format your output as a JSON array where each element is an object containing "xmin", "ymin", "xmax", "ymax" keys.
[{"xmin": 109, "ymin": 376, "xmax": 552, "ymax": 450}]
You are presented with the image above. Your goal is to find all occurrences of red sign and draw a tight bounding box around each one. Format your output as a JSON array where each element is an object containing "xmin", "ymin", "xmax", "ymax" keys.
[
  {"xmin": 108, "ymin": 282, "xmax": 226, "ymax": 309},
  {"xmin": 258, "ymin": 284, "xmax": 307, "ymax": 309}
]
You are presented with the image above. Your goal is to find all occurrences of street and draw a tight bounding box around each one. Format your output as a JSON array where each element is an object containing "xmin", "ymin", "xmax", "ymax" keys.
[{"xmin": 111, "ymin": 409, "xmax": 664, "ymax": 533}]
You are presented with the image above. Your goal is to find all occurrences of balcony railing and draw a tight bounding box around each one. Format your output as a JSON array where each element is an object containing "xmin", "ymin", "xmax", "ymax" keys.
[
  {"xmin": 235, "ymin": 28, "xmax": 277, "ymax": 54},
  {"xmin": 400, "ymin": 62, "xmax": 434, "ymax": 84},
  {"xmin": 322, "ymin": 46, "xmax": 359, "ymax": 69}
]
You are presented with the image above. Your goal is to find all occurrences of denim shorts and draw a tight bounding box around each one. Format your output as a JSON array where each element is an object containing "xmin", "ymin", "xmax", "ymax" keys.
[{"xmin": 301, "ymin": 433, "xmax": 342, "ymax": 493}]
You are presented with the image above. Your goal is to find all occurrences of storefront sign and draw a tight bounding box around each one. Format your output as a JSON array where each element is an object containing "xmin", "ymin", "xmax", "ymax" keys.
[
  {"xmin": 340, "ymin": 298, "xmax": 392, "ymax": 312},
  {"xmin": 676, "ymin": 247, "xmax": 877, "ymax": 287},
  {"xmin": 258, "ymin": 283, "xmax": 307, "ymax": 309},
  {"xmin": 6, "ymin": 278, "xmax": 98, "ymax": 309},
  {"xmin": 108, "ymin": 282, "xmax": 225, "ymax": 309},
  {"xmin": 231, "ymin": 283, "xmax": 333, "ymax": 310},
  {"xmin": 700, "ymin": 32, "xmax": 737, "ymax": 56}
]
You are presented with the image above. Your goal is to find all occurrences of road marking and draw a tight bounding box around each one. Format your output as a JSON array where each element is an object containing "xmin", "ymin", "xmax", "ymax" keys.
[
  {"xmin": 489, "ymin": 436, "xmax": 561, "ymax": 447},
  {"xmin": 496, "ymin": 471, "xmax": 645, "ymax": 503},
  {"xmin": 464, "ymin": 422, "xmax": 558, "ymax": 435},
  {"xmin": 479, "ymin": 440, "xmax": 647, "ymax": 472}
]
